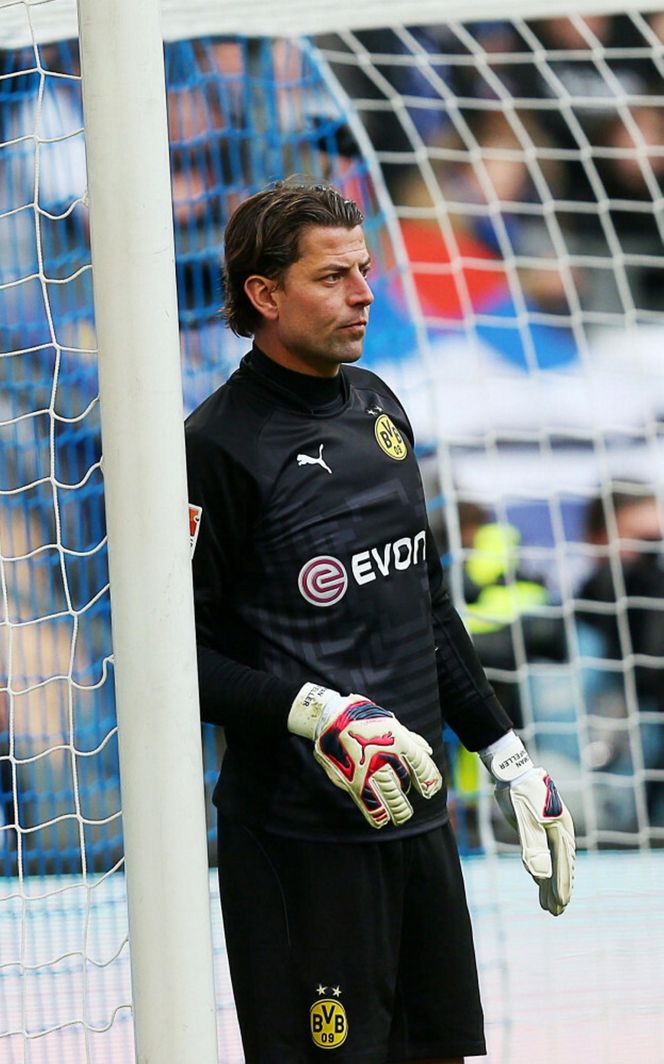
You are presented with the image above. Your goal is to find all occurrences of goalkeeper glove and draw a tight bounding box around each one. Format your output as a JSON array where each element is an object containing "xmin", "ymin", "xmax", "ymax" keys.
[
  {"xmin": 480, "ymin": 730, "xmax": 576, "ymax": 916},
  {"xmin": 288, "ymin": 683, "xmax": 443, "ymax": 829}
]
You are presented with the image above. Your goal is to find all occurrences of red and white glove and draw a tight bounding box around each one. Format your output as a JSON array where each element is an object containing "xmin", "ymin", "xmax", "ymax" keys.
[
  {"xmin": 288, "ymin": 683, "xmax": 443, "ymax": 829},
  {"xmin": 480, "ymin": 731, "xmax": 576, "ymax": 916}
]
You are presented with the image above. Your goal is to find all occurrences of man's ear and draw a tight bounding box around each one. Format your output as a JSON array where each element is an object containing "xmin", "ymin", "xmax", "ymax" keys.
[{"xmin": 244, "ymin": 275, "xmax": 279, "ymax": 321}]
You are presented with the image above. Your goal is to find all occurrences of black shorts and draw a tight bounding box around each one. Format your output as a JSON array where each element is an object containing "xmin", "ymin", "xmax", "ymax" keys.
[{"xmin": 217, "ymin": 818, "xmax": 486, "ymax": 1063}]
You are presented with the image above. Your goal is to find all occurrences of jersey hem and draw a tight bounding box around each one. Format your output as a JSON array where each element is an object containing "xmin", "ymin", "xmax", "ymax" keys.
[{"xmin": 228, "ymin": 808, "xmax": 450, "ymax": 844}]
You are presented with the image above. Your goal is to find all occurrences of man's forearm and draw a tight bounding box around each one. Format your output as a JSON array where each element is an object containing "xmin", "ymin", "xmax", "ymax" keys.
[{"xmin": 197, "ymin": 643, "xmax": 302, "ymax": 737}]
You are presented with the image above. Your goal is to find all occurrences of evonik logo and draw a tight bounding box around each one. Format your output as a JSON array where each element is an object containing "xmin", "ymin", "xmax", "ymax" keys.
[{"xmin": 298, "ymin": 530, "xmax": 426, "ymax": 607}]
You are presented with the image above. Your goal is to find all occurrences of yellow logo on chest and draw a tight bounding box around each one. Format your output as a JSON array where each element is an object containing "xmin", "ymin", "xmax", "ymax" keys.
[{"xmin": 374, "ymin": 413, "xmax": 407, "ymax": 461}]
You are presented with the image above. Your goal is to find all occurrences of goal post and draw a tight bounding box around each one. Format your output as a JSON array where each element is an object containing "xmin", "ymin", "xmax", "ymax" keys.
[
  {"xmin": 75, "ymin": 0, "xmax": 218, "ymax": 1061},
  {"xmin": 79, "ymin": 0, "xmax": 219, "ymax": 1061}
]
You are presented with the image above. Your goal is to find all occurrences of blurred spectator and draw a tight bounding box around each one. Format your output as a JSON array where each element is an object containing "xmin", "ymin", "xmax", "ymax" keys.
[
  {"xmin": 316, "ymin": 21, "xmax": 532, "ymax": 158},
  {"xmin": 500, "ymin": 16, "xmax": 655, "ymax": 188},
  {"xmin": 576, "ymin": 484, "xmax": 664, "ymax": 824},
  {"xmin": 383, "ymin": 110, "xmax": 579, "ymax": 373},
  {"xmin": 579, "ymin": 101, "xmax": 664, "ymax": 314},
  {"xmin": 313, "ymin": 26, "xmax": 456, "ymax": 157},
  {"xmin": 497, "ymin": 15, "xmax": 664, "ymax": 313},
  {"xmin": 446, "ymin": 501, "xmax": 567, "ymax": 728},
  {"xmin": 318, "ymin": 17, "xmax": 664, "ymax": 319},
  {"xmin": 577, "ymin": 485, "xmax": 664, "ymax": 711},
  {"xmin": 437, "ymin": 499, "xmax": 567, "ymax": 844}
]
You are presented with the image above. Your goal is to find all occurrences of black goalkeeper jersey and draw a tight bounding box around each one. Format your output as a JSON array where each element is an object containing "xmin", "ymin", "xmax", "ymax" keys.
[{"xmin": 185, "ymin": 347, "xmax": 512, "ymax": 841}]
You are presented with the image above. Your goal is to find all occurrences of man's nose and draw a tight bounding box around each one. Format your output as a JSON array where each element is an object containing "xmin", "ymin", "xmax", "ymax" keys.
[{"xmin": 350, "ymin": 271, "xmax": 374, "ymax": 305}]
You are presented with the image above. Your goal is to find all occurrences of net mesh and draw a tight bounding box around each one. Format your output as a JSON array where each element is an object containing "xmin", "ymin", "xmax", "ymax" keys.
[
  {"xmin": 1, "ymin": 1, "xmax": 664, "ymax": 1060},
  {"xmin": 312, "ymin": 14, "xmax": 664, "ymax": 851}
]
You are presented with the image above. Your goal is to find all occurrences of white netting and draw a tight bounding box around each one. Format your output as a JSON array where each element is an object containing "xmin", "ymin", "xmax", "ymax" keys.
[
  {"xmin": 2, "ymin": 1, "xmax": 664, "ymax": 1061},
  {"xmin": 0, "ymin": 12, "xmax": 131, "ymax": 1060},
  {"xmin": 310, "ymin": 14, "xmax": 664, "ymax": 851}
]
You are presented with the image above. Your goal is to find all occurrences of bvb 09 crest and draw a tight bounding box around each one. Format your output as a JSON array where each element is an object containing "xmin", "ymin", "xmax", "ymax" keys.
[
  {"xmin": 310, "ymin": 989, "xmax": 348, "ymax": 1050},
  {"xmin": 374, "ymin": 414, "xmax": 407, "ymax": 461}
]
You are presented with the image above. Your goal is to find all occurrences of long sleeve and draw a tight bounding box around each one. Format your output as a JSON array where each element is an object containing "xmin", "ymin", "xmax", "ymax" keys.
[
  {"xmin": 196, "ymin": 644, "xmax": 301, "ymax": 737},
  {"xmin": 427, "ymin": 528, "xmax": 513, "ymax": 750},
  {"xmin": 186, "ymin": 422, "xmax": 304, "ymax": 739}
]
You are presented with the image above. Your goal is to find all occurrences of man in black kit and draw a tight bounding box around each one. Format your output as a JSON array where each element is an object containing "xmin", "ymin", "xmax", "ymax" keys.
[{"xmin": 185, "ymin": 178, "xmax": 575, "ymax": 1064}]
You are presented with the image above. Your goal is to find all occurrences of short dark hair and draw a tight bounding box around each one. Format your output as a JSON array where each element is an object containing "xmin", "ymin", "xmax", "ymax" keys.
[
  {"xmin": 221, "ymin": 177, "xmax": 365, "ymax": 337},
  {"xmin": 584, "ymin": 483, "xmax": 655, "ymax": 540}
]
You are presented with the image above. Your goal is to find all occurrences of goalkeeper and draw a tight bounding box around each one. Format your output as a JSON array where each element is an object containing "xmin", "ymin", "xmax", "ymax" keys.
[{"xmin": 185, "ymin": 178, "xmax": 575, "ymax": 1063}]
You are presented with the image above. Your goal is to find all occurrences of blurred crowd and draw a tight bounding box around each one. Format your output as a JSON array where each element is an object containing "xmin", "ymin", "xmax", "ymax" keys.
[
  {"xmin": 1, "ymin": 14, "xmax": 664, "ymax": 871},
  {"xmin": 330, "ymin": 14, "xmax": 664, "ymax": 318}
]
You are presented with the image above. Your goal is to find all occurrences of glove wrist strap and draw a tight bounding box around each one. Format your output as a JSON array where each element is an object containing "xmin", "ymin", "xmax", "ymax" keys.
[
  {"xmin": 480, "ymin": 730, "xmax": 534, "ymax": 783},
  {"xmin": 288, "ymin": 683, "xmax": 337, "ymax": 740}
]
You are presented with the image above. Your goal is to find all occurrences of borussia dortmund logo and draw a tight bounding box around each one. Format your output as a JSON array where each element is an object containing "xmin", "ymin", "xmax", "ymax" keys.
[
  {"xmin": 310, "ymin": 985, "xmax": 348, "ymax": 1049},
  {"xmin": 374, "ymin": 414, "xmax": 407, "ymax": 461}
]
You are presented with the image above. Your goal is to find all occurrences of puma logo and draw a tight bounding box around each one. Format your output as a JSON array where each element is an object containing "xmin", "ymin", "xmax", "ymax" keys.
[
  {"xmin": 296, "ymin": 443, "xmax": 332, "ymax": 475},
  {"xmin": 348, "ymin": 730, "xmax": 395, "ymax": 764}
]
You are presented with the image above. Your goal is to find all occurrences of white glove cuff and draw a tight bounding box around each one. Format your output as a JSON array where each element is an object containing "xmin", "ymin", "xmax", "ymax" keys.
[
  {"xmin": 287, "ymin": 683, "xmax": 339, "ymax": 740},
  {"xmin": 480, "ymin": 730, "xmax": 534, "ymax": 783}
]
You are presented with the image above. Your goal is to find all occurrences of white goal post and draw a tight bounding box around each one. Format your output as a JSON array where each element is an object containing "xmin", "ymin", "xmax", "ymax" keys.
[
  {"xmin": 75, "ymin": 1, "xmax": 218, "ymax": 1062},
  {"xmin": 4, "ymin": 0, "xmax": 664, "ymax": 41}
]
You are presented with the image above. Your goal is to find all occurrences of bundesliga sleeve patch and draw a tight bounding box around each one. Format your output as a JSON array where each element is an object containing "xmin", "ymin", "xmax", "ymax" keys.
[{"xmin": 188, "ymin": 503, "xmax": 202, "ymax": 558}]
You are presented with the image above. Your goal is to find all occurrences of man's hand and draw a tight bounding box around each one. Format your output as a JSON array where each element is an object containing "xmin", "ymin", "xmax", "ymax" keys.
[
  {"xmin": 480, "ymin": 731, "xmax": 576, "ymax": 916},
  {"xmin": 288, "ymin": 683, "xmax": 443, "ymax": 829}
]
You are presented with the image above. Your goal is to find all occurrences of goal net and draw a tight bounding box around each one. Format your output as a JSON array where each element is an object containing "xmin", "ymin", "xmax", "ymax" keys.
[{"xmin": 1, "ymin": 0, "xmax": 663, "ymax": 1061}]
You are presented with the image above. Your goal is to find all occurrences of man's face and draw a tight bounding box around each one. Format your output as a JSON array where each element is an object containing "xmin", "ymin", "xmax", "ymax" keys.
[
  {"xmin": 256, "ymin": 224, "xmax": 374, "ymax": 377},
  {"xmin": 616, "ymin": 499, "xmax": 664, "ymax": 561}
]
